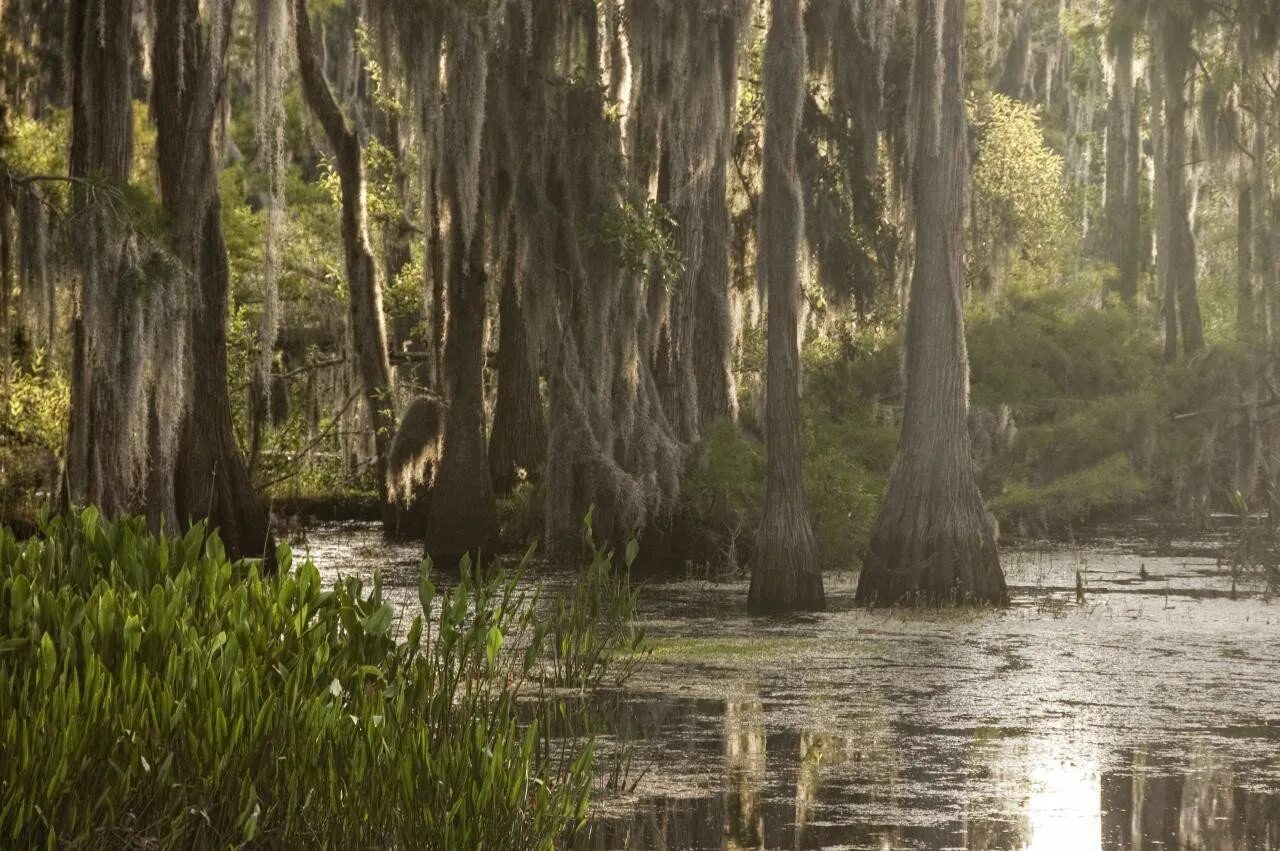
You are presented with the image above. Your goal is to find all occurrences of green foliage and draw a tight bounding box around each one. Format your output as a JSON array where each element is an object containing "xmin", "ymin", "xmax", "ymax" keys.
[
  {"xmin": 584, "ymin": 200, "xmax": 684, "ymax": 281},
  {"xmin": 496, "ymin": 478, "xmax": 545, "ymax": 549},
  {"xmin": 0, "ymin": 510, "xmax": 642, "ymax": 849},
  {"xmin": 683, "ymin": 420, "xmax": 766, "ymax": 523},
  {"xmin": 2, "ymin": 353, "xmax": 68, "ymax": 455},
  {"xmin": 804, "ymin": 412, "xmax": 889, "ymax": 571},
  {"xmin": 383, "ymin": 243, "xmax": 425, "ymax": 320},
  {"xmin": 969, "ymin": 94, "xmax": 1070, "ymax": 290},
  {"xmin": 0, "ymin": 356, "xmax": 68, "ymax": 517},
  {"xmin": 972, "ymin": 94, "xmax": 1067, "ymax": 248},
  {"xmin": 966, "ymin": 281, "xmax": 1162, "ymax": 406},
  {"xmin": 2, "ymin": 110, "xmax": 70, "ymax": 206},
  {"xmin": 545, "ymin": 511, "xmax": 647, "ymax": 690},
  {"xmin": 680, "ymin": 401, "xmax": 890, "ymax": 574},
  {"xmin": 218, "ymin": 164, "xmax": 265, "ymax": 289}
]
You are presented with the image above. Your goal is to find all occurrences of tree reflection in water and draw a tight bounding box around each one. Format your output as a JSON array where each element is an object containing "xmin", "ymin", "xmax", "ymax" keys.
[{"xmin": 585, "ymin": 693, "xmax": 1280, "ymax": 850}]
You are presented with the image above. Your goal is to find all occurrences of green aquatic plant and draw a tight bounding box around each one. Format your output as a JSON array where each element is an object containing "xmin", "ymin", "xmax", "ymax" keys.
[
  {"xmin": 544, "ymin": 510, "xmax": 648, "ymax": 691},
  {"xmin": 0, "ymin": 509, "xmax": 623, "ymax": 849}
]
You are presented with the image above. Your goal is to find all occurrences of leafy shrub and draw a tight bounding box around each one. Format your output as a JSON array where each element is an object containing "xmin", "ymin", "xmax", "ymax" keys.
[
  {"xmin": 678, "ymin": 411, "xmax": 888, "ymax": 574},
  {"xmin": 0, "ymin": 510, "xmax": 632, "ymax": 849},
  {"xmin": 0, "ymin": 356, "xmax": 68, "ymax": 518},
  {"xmin": 804, "ymin": 412, "xmax": 889, "ymax": 571},
  {"xmin": 991, "ymin": 453, "xmax": 1150, "ymax": 530},
  {"xmin": 496, "ymin": 478, "xmax": 545, "ymax": 549},
  {"xmin": 1, "ymin": 354, "xmax": 69, "ymax": 456}
]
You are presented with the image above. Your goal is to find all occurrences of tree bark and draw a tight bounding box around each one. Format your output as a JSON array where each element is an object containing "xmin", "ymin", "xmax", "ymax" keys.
[
  {"xmin": 151, "ymin": 0, "xmax": 272, "ymax": 559},
  {"xmin": 996, "ymin": 3, "xmax": 1034, "ymax": 101},
  {"xmin": 693, "ymin": 150, "xmax": 739, "ymax": 429},
  {"xmin": 174, "ymin": 195, "xmax": 273, "ymax": 559},
  {"xmin": 63, "ymin": 0, "xmax": 137, "ymax": 518},
  {"xmin": 693, "ymin": 16, "xmax": 741, "ymax": 429},
  {"xmin": 1102, "ymin": 2, "xmax": 1141, "ymax": 302},
  {"xmin": 854, "ymin": 0, "xmax": 1007, "ymax": 607},
  {"xmin": 748, "ymin": 0, "xmax": 824, "ymax": 615},
  {"xmin": 294, "ymin": 0, "xmax": 396, "ymax": 498},
  {"xmin": 0, "ymin": 165, "xmax": 12, "ymax": 393},
  {"xmin": 1159, "ymin": 6, "xmax": 1203, "ymax": 358},
  {"xmin": 425, "ymin": 191, "xmax": 498, "ymax": 562},
  {"xmin": 488, "ymin": 241, "xmax": 546, "ymax": 496},
  {"xmin": 1236, "ymin": 179, "xmax": 1260, "ymax": 505},
  {"xmin": 1149, "ymin": 33, "xmax": 1177, "ymax": 361}
]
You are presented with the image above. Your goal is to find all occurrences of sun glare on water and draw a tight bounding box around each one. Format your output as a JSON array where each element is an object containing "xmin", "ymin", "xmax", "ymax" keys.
[{"xmin": 1021, "ymin": 741, "xmax": 1102, "ymax": 851}]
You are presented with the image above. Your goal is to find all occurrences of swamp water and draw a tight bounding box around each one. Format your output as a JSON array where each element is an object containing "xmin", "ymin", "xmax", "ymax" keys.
[{"xmin": 302, "ymin": 524, "xmax": 1280, "ymax": 850}]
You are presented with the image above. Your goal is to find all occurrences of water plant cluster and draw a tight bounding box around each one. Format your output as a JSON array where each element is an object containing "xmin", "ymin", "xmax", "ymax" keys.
[{"xmin": 0, "ymin": 510, "xmax": 637, "ymax": 849}]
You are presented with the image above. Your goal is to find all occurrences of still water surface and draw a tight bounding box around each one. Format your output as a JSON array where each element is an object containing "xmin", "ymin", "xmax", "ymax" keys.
[{"xmin": 301, "ymin": 524, "xmax": 1280, "ymax": 850}]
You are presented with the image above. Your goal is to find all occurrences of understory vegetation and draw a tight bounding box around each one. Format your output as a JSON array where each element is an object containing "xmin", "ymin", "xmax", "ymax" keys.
[
  {"xmin": 680, "ymin": 273, "xmax": 1254, "ymax": 572},
  {"xmin": 0, "ymin": 510, "xmax": 641, "ymax": 849}
]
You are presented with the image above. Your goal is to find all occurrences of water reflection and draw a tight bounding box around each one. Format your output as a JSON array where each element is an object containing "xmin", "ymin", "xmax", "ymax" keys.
[
  {"xmin": 724, "ymin": 697, "xmax": 765, "ymax": 848},
  {"xmin": 1101, "ymin": 749, "xmax": 1280, "ymax": 850},
  {"xmin": 588, "ymin": 693, "xmax": 1280, "ymax": 850},
  {"xmin": 295, "ymin": 525, "xmax": 1280, "ymax": 850}
]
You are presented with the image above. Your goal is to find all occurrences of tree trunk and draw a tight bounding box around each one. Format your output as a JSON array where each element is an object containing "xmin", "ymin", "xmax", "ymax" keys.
[
  {"xmin": 174, "ymin": 195, "xmax": 273, "ymax": 559},
  {"xmin": 1236, "ymin": 176, "xmax": 1260, "ymax": 505},
  {"xmin": 748, "ymin": 0, "xmax": 823, "ymax": 615},
  {"xmin": 1160, "ymin": 6, "xmax": 1203, "ymax": 357},
  {"xmin": 488, "ymin": 243, "xmax": 546, "ymax": 496},
  {"xmin": 693, "ymin": 17, "xmax": 741, "ymax": 429},
  {"xmin": 63, "ymin": 0, "xmax": 138, "ymax": 518},
  {"xmin": 425, "ymin": 192, "xmax": 498, "ymax": 562},
  {"xmin": 424, "ymin": 167, "xmax": 446, "ymax": 391},
  {"xmin": 0, "ymin": 168, "xmax": 11, "ymax": 393},
  {"xmin": 996, "ymin": 3, "xmax": 1034, "ymax": 101},
  {"xmin": 1102, "ymin": 2, "xmax": 1141, "ymax": 302},
  {"xmin": 693, "ymin": 151, "xmax": 738, "ymax": 429},
  {"xmin": 294, "ymin": 0, "xmax": 396, "ymax": 498},
  {"xmin": 854, "ymin": 0, "xmax": 1007, "ymax": 608},
  {"xmin": 1150, "ymin": 31, "xmax": 1176, "ymax": 361},
  {"xmin": 151, "ymin": 0, "xmax": 272, "ymax": 559},
  {"xmin": 1238, "ymin": 95, "xmax": 1272, "ymax": 504}
]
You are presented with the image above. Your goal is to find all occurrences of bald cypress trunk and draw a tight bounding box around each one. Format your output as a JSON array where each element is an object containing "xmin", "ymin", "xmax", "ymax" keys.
[
  {"xmin": 693, "ymin": 16, "xmax": 741, "ymax": 429},
  {"xmin": 0, "ymin": 168, "xmax": 11, "ymax": 393},
  {"xmin": 63, "ymin": 0, "xmax": 138, "ymax": 518},
  {"xmin": 294, "ymin": 0, "xmax": 396, "ymax": 498},
  {"xmin": 748, "ymin": 0, "xmax": 823, "ymax": 615},
  {"xmin": 174, "ymin": 195, "xmax": 273, "ymax": 558},
  {"xmin": 425, "ymin": 191, "xmax": 498, "ymax": 562},
  {"xmin": 1102, "ymin": 1, "xmax": 1140, "ymax": 302},
  {"xmin": 1149, "ymin": 36, "xmax": 1177, "ymax": 361},
  {"xmin": 424, "ymin": 11, "xmax": 498, "ymax": 561},
  {"xmin": 854, "ymin": 0, "xmax": 1007, "ymax": 607},
  {"xmin": 488, "ymin": 247, "xmax": 545, "ymax": 496},
  {"xmin": 151, "ymin": 0, "xmax": 272, "ymax": 559},
  {"xmin": 1159, "ymin": 6, "xmax": 1203, "ymax": 358},
  {"xmin": 693, "ymin": 149, "xmax": 738, "ymax": 428},
  {"xmin": 996, "ymin": 3, "xmax": 1034, "ymax": 101},
  {"xmin": 1236, "ymin": 179, "xmax": 1260, "ymax": 504}
]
